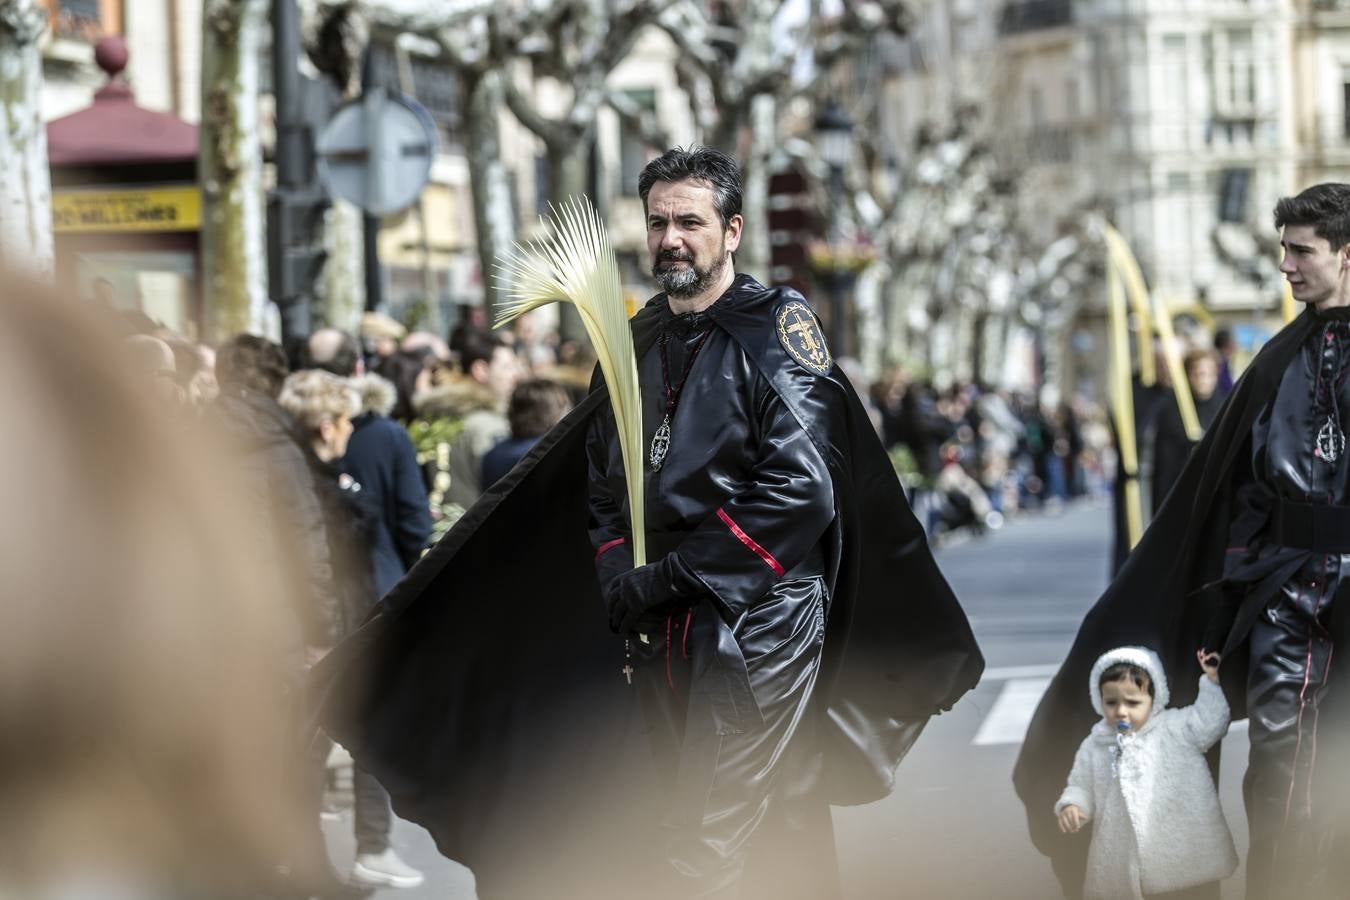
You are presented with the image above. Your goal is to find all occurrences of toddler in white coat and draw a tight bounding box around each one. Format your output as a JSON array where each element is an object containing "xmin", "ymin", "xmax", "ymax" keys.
[{"xmin": 1056, "ymin": 645, "xmax": 1238, "ymax": 900}]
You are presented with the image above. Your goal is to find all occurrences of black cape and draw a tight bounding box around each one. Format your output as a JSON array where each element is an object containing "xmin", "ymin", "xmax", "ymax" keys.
[
  {"xmin": 1012, "ymin": 307, "xmax": 1327, "ymax": 896},
  {"xmin": 312, "ymin": 284, "xmax": 983, "ymax": 898}
]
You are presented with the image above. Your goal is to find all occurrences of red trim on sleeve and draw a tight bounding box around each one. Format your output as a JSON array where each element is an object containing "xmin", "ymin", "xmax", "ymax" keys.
[
  {"xmin": 715, "ymin": 507, "xmax": 786, "ymax": 576},
  {"xmin": 595, "ymin": 537, "xmax": 627, "ymax": 563}
]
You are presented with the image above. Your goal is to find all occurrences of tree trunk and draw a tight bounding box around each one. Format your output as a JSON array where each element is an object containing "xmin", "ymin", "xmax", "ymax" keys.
[
  {"xmin": 464, "ymin": 69, "xmax": 514, "ymax": 322},
  {"xmin": 320, "ymin": 199, "xmax": 364, "ymax": 331},
  {"xmin": 547, "ymin": 140, "xmax": 590, "ymax": 211},
  {"xmin": 0, "ymin": 0, "xmax": 53, "ymax": 279},
  {"xmin": 200, "ymin": 0, "xmax": 268, "ymax": 341},
  {"xmin": 738, "ymin": 94, "xmax": 774, "ymax": 283}
]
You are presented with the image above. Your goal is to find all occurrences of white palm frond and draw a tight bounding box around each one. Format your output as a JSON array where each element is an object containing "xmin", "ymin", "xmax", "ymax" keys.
[{"xmin": 495, "ymin": 196, "xmax": 646, "ymax": 567}]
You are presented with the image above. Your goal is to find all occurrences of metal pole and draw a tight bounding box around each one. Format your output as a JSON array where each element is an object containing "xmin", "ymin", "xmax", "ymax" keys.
[
  {"xmin": 270, "ymin": 0, "xmax": 312, "ymax": 341},
  {"xmin": 362, "ymin": 49, "xmax": 385, "ymax": 313},
  {"xmin": 828, "ymin": 162, "xmax": 849, "ymax": 358},
  {"xmin": 272, "ymin": 0, "xmax": 302, "ymax": 189}
]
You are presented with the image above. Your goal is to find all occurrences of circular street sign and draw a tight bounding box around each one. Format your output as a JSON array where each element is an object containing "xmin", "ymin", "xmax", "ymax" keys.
[{"xmin": 316, "ymin": 88, "xmax": 436, "ymax": 217}]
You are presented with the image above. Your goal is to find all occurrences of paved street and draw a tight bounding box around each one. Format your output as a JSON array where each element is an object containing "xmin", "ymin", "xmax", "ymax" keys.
[{"xmin": 325, "ymin": 500, "xmax": 1254, "ymax": 899}]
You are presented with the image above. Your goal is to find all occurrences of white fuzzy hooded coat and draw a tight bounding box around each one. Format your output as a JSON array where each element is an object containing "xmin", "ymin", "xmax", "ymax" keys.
[{"xmin": 1055, "ymin": 646, "xmax": 1238, "ymax": 899}]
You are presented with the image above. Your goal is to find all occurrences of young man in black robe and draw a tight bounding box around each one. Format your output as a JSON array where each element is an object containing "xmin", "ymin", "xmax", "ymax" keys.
[
  {"xmin": 312, "ymin": 146, "xmax": 982, "ymax": 900},
  {"xmin": 1015, "ymin": 183, "xmax": 1350, "ymax": 899}
]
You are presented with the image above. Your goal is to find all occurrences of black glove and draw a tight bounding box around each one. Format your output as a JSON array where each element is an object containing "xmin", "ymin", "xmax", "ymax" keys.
[{"xmin": 604, "ymin": 555, "xmax": 693, "ymax": 635}]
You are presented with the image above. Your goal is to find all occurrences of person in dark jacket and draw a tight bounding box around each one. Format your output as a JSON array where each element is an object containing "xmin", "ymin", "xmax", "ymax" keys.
[
  {"xmin": 1150, "ymin": 348, "xmax": 1224, "ymax": 515},
  {"xmin": 481, "ymin": 378, "xmax": 573, "ymax": 489},
  {"xmin": 214, "ymin": 335, "xmax": 352, "ymax": 898}
]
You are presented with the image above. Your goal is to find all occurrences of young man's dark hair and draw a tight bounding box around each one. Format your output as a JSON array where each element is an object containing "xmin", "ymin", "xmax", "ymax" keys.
[
  {"xmin": 217, "ymin": 334, "xmax": 289, "ymax": 398},
  {"xmin": 1273, "ymin": 183, "xmax": 1350, "ymax": 251},
  {"xmin": 456, "ymin": 325, "xmax": 508, "ymax": 376},
  {"xmin": 507, "ymin": 379, "xmax": 572, "ymax": 439},
  {"xmin": 637, "ymin": 146, "xmax": 743, "ymax": 229},
  {"xmin": 1098, "ymin": 662, "xmax": 1155, "ymax": 698}
]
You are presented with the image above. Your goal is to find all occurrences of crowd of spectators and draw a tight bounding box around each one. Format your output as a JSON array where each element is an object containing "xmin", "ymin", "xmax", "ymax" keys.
[{"xmin": 864, "ymin": 370, "xmax": 1116, "ymax": 541}]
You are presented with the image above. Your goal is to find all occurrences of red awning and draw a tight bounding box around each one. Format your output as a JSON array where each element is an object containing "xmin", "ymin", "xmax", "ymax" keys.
[{"xmin": 46, "ymin": 37, "xmax": 197, "ymax": 168}]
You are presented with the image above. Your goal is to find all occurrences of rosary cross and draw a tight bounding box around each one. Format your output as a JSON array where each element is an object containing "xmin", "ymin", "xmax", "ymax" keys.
[{"xmin": 622, "ymin": 663, "xmax": 634, "ymax": 685}]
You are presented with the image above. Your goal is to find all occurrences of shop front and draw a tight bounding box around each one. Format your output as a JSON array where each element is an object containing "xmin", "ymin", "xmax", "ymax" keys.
[{"xmin": 47, "ymin": 37, "xmax": 202, "ymax": 338}]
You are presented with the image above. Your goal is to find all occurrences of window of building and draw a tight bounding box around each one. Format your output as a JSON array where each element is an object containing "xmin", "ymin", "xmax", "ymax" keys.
[
  {"xmin": 1213, "ymin": 28, "xmax": 1256, "ymax": 116},
  {"xmin": 1028, "ymin": 85, "xmax": 1044, "ymax": 127},
  {"xmin": 41, "ymin": 0, "xmax": 121, "ymax": 43}
]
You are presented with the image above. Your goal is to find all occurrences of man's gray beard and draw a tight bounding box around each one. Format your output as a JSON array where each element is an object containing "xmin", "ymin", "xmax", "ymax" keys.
[{"xmin": 653, "ymin": 252, "xmax": 726, "ymax": 299}]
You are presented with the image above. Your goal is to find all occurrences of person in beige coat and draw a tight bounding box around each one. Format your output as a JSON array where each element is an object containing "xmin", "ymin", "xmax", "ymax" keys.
[{"xmin": 1056, "ymin": 646, "xmax": 1238, "ymax": 900}]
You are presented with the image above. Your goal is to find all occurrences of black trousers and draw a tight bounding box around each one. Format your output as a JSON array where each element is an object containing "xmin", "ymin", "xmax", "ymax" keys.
[
  {"xmin": 353, "ymin": 768, "xmax": 393, "ymax": 856},
  {"xmin": 1243, "ymin": 576, "xmax": 1342, "ymax": 900},
  {"xmin": 633, "ymin": 575, "xmax": 838, "ymax": 900}
]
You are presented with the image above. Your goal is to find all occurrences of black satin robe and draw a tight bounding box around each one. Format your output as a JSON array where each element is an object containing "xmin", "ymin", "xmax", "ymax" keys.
[{"xmin": 311, "ymin": 275, "xmax": 982, "ymax": 900}]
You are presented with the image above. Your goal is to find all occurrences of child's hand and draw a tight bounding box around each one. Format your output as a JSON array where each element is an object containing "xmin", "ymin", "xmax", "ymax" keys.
[
  {"xmin": 1057, "ymin": 804, "xmax": 1088, "ymax": 833},
  {"xmin": 1197, "ymin": 648, "xmax": 1222, "ymax": 683}
]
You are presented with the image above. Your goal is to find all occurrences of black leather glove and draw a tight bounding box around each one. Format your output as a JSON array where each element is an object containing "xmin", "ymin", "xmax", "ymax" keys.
[{"xmin": 604, "ymin": 555, "xmax": 695, "ymax": 635}]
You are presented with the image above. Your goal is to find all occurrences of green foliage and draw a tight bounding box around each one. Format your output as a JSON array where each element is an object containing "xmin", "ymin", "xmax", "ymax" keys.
[
  {"xmin": 889, "ymin": 443, "xmax": 930, "ymax": 490},
  {"xmin": 407, "ymin": 415, "xmax": 468, "ymax": 541}
]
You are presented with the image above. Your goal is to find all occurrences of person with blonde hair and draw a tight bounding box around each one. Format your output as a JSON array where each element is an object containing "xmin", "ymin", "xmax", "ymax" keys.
[
  {"xmin": 279, "ymin": 369, "xmax": 426, "ymax": 889},
  {"xmin": 279, "ymin": 369, "xmax": 361, "ymax": 463},
  {"xmin": 0, "ymin": 270, "xmax": 300, "ymax": 896}
]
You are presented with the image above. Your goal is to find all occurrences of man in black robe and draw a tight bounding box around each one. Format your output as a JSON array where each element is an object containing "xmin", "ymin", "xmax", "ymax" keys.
[
  {"xmin": 313, "ymin": 147, "xmax": 982, "ymax": 899},
  {"xmin": 1014, "ymin": 183, "xmax": 1350, "ymax": 900}
]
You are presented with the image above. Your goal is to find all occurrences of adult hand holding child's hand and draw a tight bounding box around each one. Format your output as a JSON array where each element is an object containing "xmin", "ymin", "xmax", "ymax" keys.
[{"xmin": 1058, "ymin": 804, "xmax": 1088, "ymax": 834}]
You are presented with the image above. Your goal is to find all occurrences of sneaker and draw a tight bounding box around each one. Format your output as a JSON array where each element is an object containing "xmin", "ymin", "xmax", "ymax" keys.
[{"xmin": 351, "ymin": 849, "xmax": 425, "ymax": 889}]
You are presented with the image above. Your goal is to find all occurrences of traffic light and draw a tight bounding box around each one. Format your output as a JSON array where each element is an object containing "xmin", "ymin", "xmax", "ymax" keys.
[{"xmin": 266, "ymin": 188, "xmax": 327, "ymax": 340}]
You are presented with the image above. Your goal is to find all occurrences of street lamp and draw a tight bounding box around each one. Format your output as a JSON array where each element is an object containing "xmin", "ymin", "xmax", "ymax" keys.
[{"xmin": 814, "ymin": 100, "xmax": 855, "ymax": 357}]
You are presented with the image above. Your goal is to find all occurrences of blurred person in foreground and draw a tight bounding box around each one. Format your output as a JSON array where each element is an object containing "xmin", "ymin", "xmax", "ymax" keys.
[
  {"xmin": 480, "ymin": 378, "xmax": 572, "ymax": 489},
  {"xmin": 0, "ymin": 272, "xmax": 298, "ymax": 897},
  {"xmin": 1016, "ymin": 183, "xmax": 1350, "ymax": 899},
  {"xmin": 214, "ymin": 334, "xmax": 355, "ymax": 896},
  {"xmin": 311, "ymin": 145, "xmax": 983, "ymax": 899}
]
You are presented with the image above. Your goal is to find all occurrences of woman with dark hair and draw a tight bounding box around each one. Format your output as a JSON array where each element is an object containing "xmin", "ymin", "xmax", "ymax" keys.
[
  {"xmin": 481, "ymin": 378, "xmax": 573, "ymax": 488},
  {"xmin": 375, "ymin": 349, "xmax": 432, "ymax": 423}
]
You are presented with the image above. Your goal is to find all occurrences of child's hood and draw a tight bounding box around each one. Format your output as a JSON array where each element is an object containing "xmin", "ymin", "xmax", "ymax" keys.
[{"xmin": 1088, "ymin": 645, "xmax": 1170, "ymax": 716}]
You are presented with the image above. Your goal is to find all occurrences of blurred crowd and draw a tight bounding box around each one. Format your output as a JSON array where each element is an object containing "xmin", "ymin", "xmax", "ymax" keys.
[{"xmin": 859, "ymin": 372, "xmax": 1115, "ymax": 541}]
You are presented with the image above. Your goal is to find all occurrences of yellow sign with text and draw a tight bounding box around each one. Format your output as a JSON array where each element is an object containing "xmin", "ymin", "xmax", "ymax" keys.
[{"xmin": 53, "ymin": 186, "xmax": 202, "ymax": 233}]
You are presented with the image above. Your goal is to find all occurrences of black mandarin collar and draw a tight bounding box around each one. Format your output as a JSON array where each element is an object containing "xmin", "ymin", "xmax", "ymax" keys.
[{"xmin": 1314, "ymin": 304, "xmax": 1350, "ymax": 322}]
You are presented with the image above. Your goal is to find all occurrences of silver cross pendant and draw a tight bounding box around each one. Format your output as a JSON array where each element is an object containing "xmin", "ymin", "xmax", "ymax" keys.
[
  {"xmin": 649, "ymin": 415, "xmax": 672, "ymax": 471},
  {"xmin": 1317, "ymin": 416, "xmax": 1344, "ymax": 464}
]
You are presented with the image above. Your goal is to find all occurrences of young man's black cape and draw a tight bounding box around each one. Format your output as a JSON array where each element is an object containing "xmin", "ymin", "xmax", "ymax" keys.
[
  {"xmin": 310, "ymin": 281, "xmax": 984, "ymax": 899},
  {"xmin": 1012, "ymin": 306, "xmax": 1325, "ymax": 897}
]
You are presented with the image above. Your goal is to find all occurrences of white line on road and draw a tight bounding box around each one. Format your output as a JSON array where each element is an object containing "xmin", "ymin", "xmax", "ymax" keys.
[
  {"xmin": 980, "ymin": 664, "xmax": 1059, "ymax": 682},
  {"xmin": 973, "ymin": 677, "xmax": 1051, "ymax": 746}
]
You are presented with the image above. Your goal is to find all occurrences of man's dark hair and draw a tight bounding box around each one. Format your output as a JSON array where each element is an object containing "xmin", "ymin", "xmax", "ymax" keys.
[
  {"xmin": 309, "ymin": 330, "xmax": 362, "ymax": 377},
  {"xmin": 457, "ymin": 325, "xmax": 509, "ymax": 376},
  {"xmin": 217, "ymin": 334, "xmax": 289, "ymax": 398},
  {"xmin": 1213, "ymin": 328, "xmax": 1234, "ymax": 353},
  {"xmin": 508, "ymin": 378, "xmax": 573, "ymax": 439},
  {"xmin": 1274, "ymin": 183, "xmax": 1350, "ymax": 251},
  {"xmin": 1099, "ymin": 662, "xmax": 1155, "ymax": 698},
  {"xmin": 637, "ymin": 146, "xmax": 743, "ymax": 229}
]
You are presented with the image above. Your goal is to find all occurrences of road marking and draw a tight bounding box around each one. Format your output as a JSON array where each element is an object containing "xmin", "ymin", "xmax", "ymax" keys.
[
  {"xmin": 981, "ymin": 664, "xmax": 1059, "ymax": 682},
  {"xmin": 973, "ymin": 677, "xmax": 1051, "ymax": 746}
]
